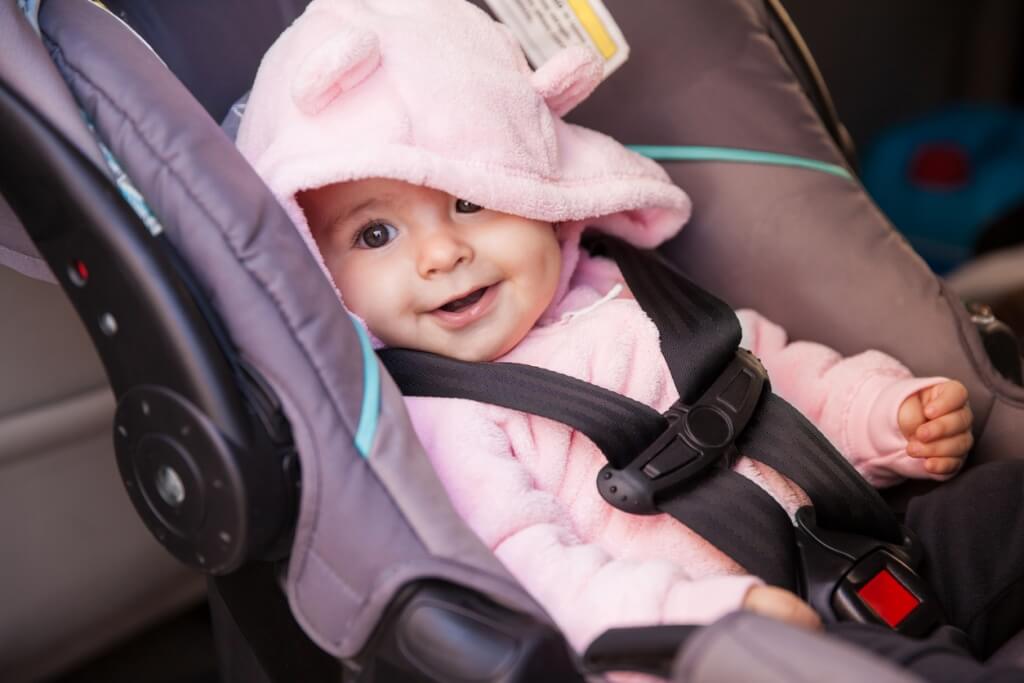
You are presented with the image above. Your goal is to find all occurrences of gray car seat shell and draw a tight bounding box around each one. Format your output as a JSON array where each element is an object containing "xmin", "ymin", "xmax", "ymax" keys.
[
  {"xmin": 2, "ymin": 0, "xmax": 1024, "ymax": 680},
  {"xmin": 564, "ymin": 0, "xmax": 1024, "ymax": 466},
  {"xmin": 18, "ymin": 0, "xmax": 546, "ymax": 662}
]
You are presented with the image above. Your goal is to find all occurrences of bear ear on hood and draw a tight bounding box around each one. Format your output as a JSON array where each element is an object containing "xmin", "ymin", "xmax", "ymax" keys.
[
  {"xmin": 530, "ymin": 45, "xmax": 604, "ymax": 117},
  {"xmin": 291, "ymin": 26, "xmax": 381, "ymax": 116}
]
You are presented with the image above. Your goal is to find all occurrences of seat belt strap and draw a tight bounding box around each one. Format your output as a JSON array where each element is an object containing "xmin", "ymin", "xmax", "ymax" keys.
[
  {"xmin": 379, "ymin": 350, "xmax": 800, "ymax": 589},
  {"xmin": 378, "ymin": 349, "xmax": 665, "ymax": 469},
  {"xmin": 740, "ymin": 394, "xmax": 901, "ymax": 541},
  {"xmin": 378, "ymin": 237, "xmax": 902, "ymax": 589},
  {"xmin": 594, "ymin": 235, "xmax": 903, "ymax": 545},
  {"xmin": 658, "ymin": 467, "xmax": 797, "ymax": 588}
]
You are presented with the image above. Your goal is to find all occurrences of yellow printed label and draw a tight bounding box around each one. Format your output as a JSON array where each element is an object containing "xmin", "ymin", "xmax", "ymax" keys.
[
  {"xmin": 567, "ymin": 0, "xmax": 617, "ymax": 59},
  {"xmin": 483, "ymin": 0, "xmax": 630, "ymax": 77}
]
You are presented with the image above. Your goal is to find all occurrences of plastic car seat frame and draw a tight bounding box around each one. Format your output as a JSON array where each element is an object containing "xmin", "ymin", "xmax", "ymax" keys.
[
  {"xmin": 0, "ymin": 67, "xmax": 586, "ymax": 683},
  {"xmin": 2, "ymin": 0, "xmax": 1021, "ymax": 680}
]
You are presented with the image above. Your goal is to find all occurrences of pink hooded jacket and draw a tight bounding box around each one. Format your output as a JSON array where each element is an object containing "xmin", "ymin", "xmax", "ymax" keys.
[
  {"xmin": 405, "ymin": 249, "xmax": 947, "ymax": 651},
  {"xmin": 237, "ymin": 0, "xmax": 951, "ymax": 655}
]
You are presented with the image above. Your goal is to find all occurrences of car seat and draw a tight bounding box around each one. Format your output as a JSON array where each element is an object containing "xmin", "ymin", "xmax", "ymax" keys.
[{"xmin": 2, "ymin": 0, "xmax": 1024, "ymax": 681}]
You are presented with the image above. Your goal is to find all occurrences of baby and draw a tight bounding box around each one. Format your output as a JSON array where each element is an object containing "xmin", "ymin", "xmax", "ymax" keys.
[
  {"xmin": 239, "ymin": 0, "xmax": 1022, "ymax": 679},
  {"xmin": 298, "ymin": 173, "xmax": 971, "ymax": 623}
]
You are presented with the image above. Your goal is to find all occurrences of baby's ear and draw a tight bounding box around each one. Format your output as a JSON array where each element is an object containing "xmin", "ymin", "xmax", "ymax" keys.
[
  {"xmin": 291, "ymin": 27, "xmax": 381, "ymax": 115},
  {"xmin": 530, "ymin": 46, "xmax": 603, "ymax": 117}
]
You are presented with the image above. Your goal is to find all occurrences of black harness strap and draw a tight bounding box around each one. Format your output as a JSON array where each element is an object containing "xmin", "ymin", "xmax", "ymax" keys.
[
  {"xmin": 740, "ymin": 395, "xmax": 901, "ymax": 542},
  {"xmin": 378, "ymin": 236, "xmax": 907, "ymax": 593},
  {"xmin": 595, "ymin": 235, "xmax": 904, "ymax": 545},
  {"xmin": 381, "ymin": 347, "xmax": 800, "ymax": 588},
  {"xmin": 379, "ymin": 349, "xmax": 665, "ymax": 469},
  {"xmin": 585, "ymin": 237, "xmax": 737, "ymax": 404},
  {"xmin": 657, "ymin": 468, "xmax": 797, "ymax": 588}
]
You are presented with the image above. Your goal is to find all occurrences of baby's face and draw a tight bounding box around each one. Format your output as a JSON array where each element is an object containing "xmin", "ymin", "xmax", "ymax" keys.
[{"xmin": 300, "ymin": 178, "xmax": 561, "ymax": 361}]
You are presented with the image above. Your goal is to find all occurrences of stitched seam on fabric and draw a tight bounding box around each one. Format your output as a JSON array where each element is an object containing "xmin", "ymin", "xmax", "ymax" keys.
[
  {"xmin": 48, "ymin": 38, "xmax": 441, "ymax": 643},
  {"xmin": 310, "ymin": 548, "xmax": 364, "ymax": 605},
  {"xmin": 48, "ymin": 47, "xmax": 364, "ymax": 464},
  {"xmin": 51, "ymin": 37, "xmax": 343, "ymax": 625}
]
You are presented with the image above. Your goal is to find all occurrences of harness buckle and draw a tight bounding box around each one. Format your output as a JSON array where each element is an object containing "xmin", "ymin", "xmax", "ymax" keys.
[
  {"xmin": 596, "ymin": 349, "xmax": 768, "ymax": 515},
  {"xmin": 795, "ymin": 507, "xmax": 944, "ymax": 636}
]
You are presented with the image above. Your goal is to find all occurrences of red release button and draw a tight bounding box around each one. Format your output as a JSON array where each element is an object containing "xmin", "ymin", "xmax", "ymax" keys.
[{"xmin": 857, "ymin": 569, "xmax": 920, "ymax": 628}]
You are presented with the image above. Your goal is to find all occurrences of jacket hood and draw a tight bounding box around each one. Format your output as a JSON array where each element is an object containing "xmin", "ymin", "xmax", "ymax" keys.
[{"xmin": 237, "ymin": 0, "xmax": 690, "ymax": 319}]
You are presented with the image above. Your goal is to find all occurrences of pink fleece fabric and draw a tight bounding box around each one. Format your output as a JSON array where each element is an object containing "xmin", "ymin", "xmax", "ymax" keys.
[
  {"xmin": 237, "ymin": 0, "xmax": 954, "ymax": 658},
  {"xmin": 406, "ymin": 252, "xmax": 950, "ymax": 652},
  {"xmin": 237, "ymin": 0, "xmax": 691, "ymax": 298}
]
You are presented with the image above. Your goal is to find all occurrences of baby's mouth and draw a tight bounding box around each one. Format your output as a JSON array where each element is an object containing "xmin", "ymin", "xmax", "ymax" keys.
[
  {"xmin": 429, "ymin": 283, "xmax": 501, "ymax": 330},
  {"xmin": 438, "ymin": 286, "xmax": 488, "ymax": 313}
]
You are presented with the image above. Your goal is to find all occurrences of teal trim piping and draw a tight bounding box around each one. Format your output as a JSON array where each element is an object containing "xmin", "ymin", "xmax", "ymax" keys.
[
  {"xmin": 351, "ymin": 317, "xmax": 381, "ymax": 458},
  {"xmin": 627, "ymin": 145, "xmax": 853, "ymax": 180},
  {"xmin": 18, "ymin": 0, "xmax": 41, "ymax": 33}
]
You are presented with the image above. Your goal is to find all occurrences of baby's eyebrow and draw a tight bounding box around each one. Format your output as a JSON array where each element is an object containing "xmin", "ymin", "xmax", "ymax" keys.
[{"xmin": 331, "ymin": 195, "xmax": 395, "ymax": 228}]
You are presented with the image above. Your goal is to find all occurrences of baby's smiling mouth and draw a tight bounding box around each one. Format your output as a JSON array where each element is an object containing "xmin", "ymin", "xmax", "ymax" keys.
[
  {"xmin": 438, "ymin": 286, "xmax": 488, "ymax": 313},
  {"xmin": 429, "ymin": 283, "xmax": 501, "ymax": 330}
]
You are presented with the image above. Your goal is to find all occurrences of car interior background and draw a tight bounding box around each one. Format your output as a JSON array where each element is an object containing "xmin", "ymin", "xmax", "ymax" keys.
[{"xmin": 1, "ymin": 1, "xmax": 1023, "ymax": 682}]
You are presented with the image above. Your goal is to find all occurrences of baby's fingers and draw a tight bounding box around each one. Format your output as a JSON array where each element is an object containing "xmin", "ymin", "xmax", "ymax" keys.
[
  {"xmin": 915, "ymin": 405, "xmax": 972, "ymax": 442},
  {"xmin": 922, "ymin": 381, "xmax": 968, "ymax": 419},
  {"xmin": 925, "ymin": 457, "xmax": 963, "ymax": 475},
  {"xmin": 907, "ymin": 432, "xmax": 973, "ymax": 459}
]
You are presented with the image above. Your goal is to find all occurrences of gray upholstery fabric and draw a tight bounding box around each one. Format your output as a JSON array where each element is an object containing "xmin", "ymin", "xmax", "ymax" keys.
[
  {"xmin": 0, "ymin": 0, "xmax": 106, "ymax": 281},
  {"xmin": 673, "ymin": 612, "xmax": 923, "ymax": 682},
  {"xmin": 0, "ymin": 194, "xmax": 53, "ymax": 282},
  {"xmin": 13, "ymin": 0, "xmax": 1024, "ymax": 672},
  {"xmin": 567, "ymin": 0, "xmax": 1024, "ymax": 466},
  {"xmin": 98, "ymin": 0, "xmax": 308, "ymax": 122},
  {"xmin": 37, "ymin": 0, "xmax": 542, "ymax": 658}
]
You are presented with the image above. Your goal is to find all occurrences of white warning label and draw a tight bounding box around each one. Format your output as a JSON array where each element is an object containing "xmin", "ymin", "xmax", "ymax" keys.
[{"xmin": 484, "ymin": 0, "xmax": 630, "ymax": 77}]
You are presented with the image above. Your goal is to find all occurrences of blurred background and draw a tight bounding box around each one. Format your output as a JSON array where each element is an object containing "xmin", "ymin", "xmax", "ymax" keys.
[{"xmin": 787, "ymin": 0, "xmax": 1024, "ymax": 334}]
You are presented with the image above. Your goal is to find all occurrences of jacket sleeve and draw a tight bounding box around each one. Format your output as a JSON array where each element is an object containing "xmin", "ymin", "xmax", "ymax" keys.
[
  {"xmin": 405, "ymin": 396, "xmax": 762, "ymax": 653},
  {"xmin": 735, "ymin": 309, "xmax": 954, "ymax": 487}
]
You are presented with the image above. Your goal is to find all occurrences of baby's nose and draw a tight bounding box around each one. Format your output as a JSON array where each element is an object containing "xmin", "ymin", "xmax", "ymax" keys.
[{"xmin": 417, "ymin": 228, "xmax": 473, "ymax": 277}]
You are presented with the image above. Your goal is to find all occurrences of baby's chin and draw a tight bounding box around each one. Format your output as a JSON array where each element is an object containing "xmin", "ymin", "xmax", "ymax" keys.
[
  {"xmin": 401, "ymin": 325, "xmax": 529, "ymax": 362},
  {"xmin": 430, "ymin": 332, "xmax": 523, "ymax": 362}
]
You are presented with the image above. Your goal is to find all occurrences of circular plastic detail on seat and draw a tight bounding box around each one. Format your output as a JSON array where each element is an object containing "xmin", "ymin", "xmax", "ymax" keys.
[
  {"xmin": 135, "ymin": 433, "xmax": 205, "ymax": 536},
  {"xmin": 685, "ymin": 405, "xmax": 732, "ymax": 448},
  {"xmin": 114, "ymin": 385, "xmax": 247, "ymax": 573}
]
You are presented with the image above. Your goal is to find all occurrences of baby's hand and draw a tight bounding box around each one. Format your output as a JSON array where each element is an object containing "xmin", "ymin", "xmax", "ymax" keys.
[
  {"xmin": 742, "ymin": 586, "xmax": 822, "ymax": 631},
  {"xmin": 897, "ymin": 380, "xmax": 973, "ymax": 476}
]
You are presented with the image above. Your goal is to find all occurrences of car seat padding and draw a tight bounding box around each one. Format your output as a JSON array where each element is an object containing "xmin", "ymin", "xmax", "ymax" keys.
[
  {"xmin": 565, "ymin": 0, "xmax": 1024, "ymax": 466},
  {"xmin": 5, "ymin": 0, "xmax": 1024, "ymax": 669},
  {"xmin": 33, "ymin": 0, "xmax": 548, "ymax": 658}
]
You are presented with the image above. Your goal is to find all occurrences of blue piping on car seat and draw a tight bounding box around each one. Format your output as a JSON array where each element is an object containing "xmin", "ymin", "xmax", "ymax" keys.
[
  {"xmin": 628, "ymin": 145, "xmax": 853, "ymax": 180},
  {"xmin": 351, "ymin": 316, "xmax": 380, "ymax": 458},
  {"xmin": 23, "ymin": 0, "xmax": 382, "ymax": 459},
  {"xmin": 21, "ymin": 0, "xmax": 166, "ymax": 236},
  {"xmin": 17, "ymin": 0, "xmax": 40, "ymax": 31}
]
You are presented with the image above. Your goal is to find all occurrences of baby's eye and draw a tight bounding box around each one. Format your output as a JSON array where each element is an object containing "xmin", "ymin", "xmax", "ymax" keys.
[
  {"xmin": 455, "ymin": 199, "xmax": 483, "ymax": 214},
  {"xmin": 354, "ymin": 221, "xmax": 398, "ymax": 249}
]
